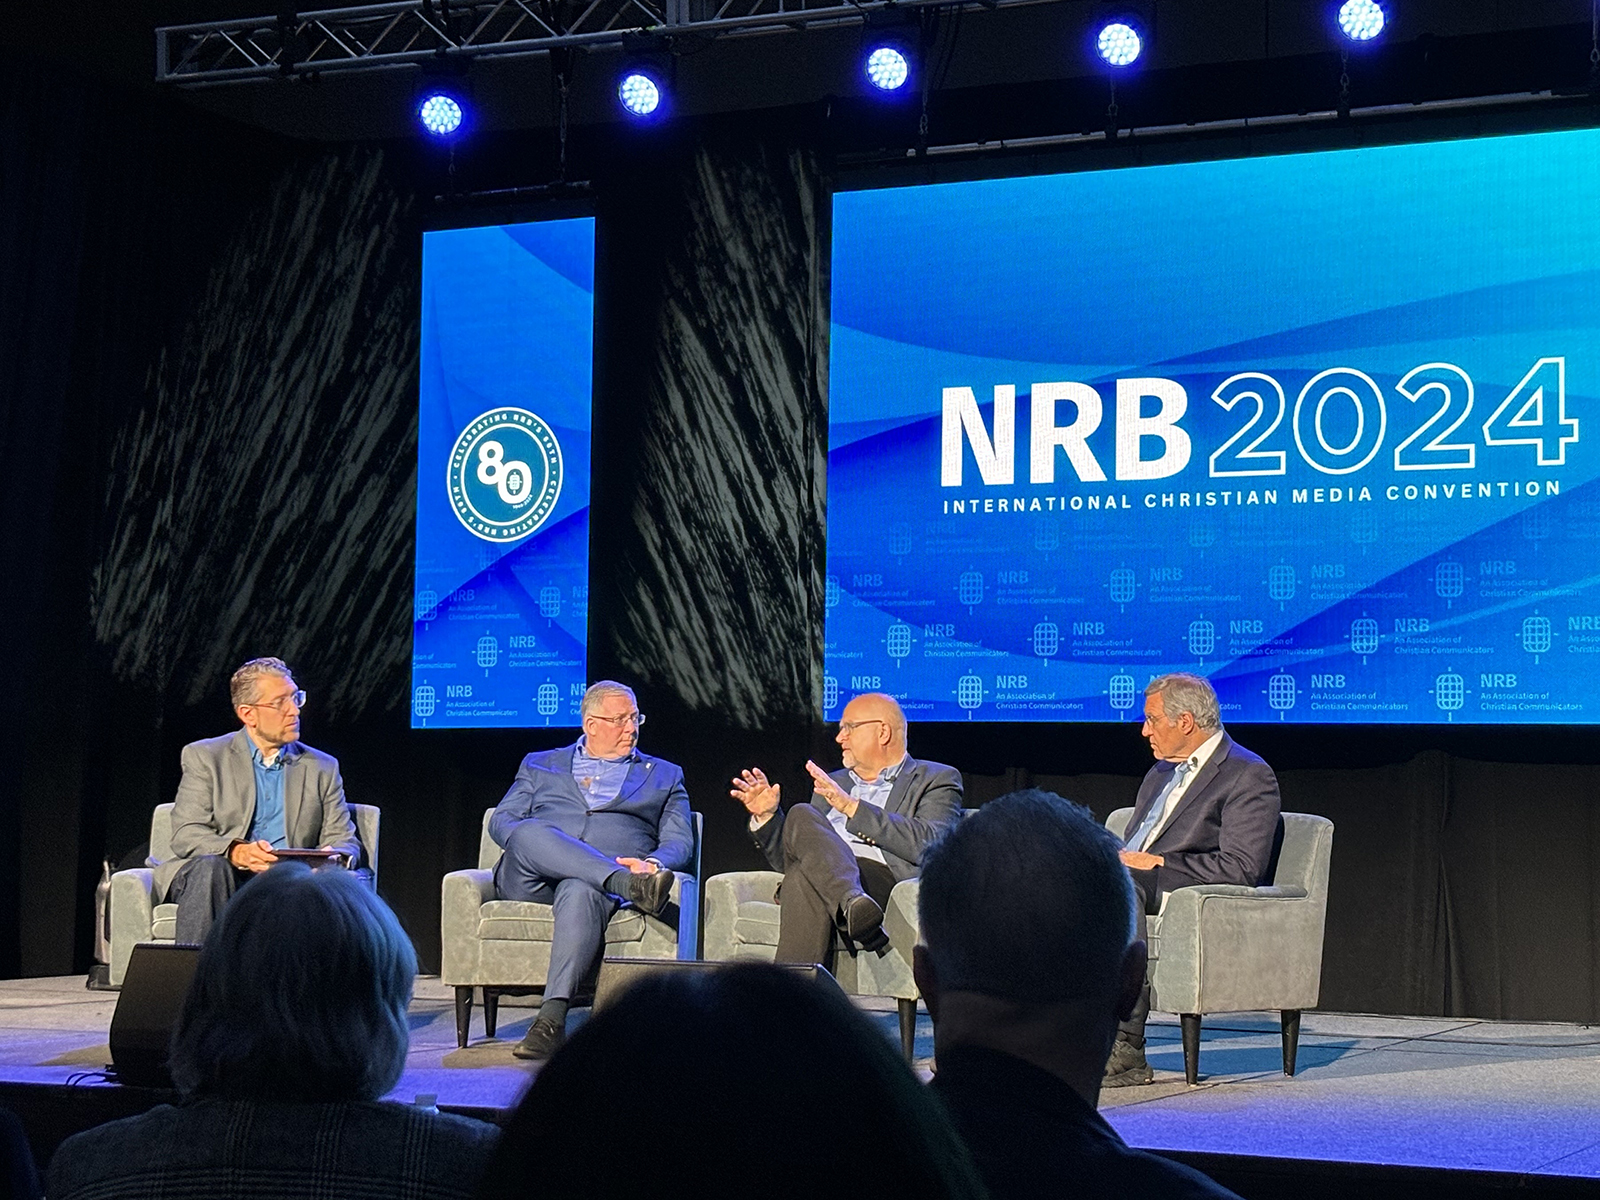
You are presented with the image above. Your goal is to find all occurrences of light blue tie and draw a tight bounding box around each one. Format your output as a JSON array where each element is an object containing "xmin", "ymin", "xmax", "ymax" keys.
[{"xmin": 1125, "ymin": 759, "xmax": 1193, "ymax": 852}]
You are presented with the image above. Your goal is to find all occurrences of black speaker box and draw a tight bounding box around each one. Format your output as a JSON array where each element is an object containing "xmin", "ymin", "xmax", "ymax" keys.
[
  {"xmin": 109, "ymin": 943, "xmax": 201, "ymax": 1089},
  {"xmin": 592, "ymin": 957, "xmax": 837, "ymax": 1012}
]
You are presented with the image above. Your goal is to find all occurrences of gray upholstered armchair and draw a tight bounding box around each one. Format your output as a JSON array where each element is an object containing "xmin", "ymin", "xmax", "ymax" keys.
[
  {"xmin": 1106, "ymin": 807, "xmax": 1334, "ymax": 1084},
  {"xmin": 703, "ymin": 872, "xmax": 923, "ymax": 1059},
  {"xmin": 440, "ymin": 808, "xmax": 703, "ymax": 1047},
  {"xmin": 108, "ymin": 801, "xmax": 381, "ymax": 987}
]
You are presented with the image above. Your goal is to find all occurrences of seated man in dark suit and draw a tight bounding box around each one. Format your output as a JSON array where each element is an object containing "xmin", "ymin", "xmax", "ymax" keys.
[
  {"xmin": 730, "ymin": 692, "xmax": 961, "ymax": 966},
  {"xmin": 491, "ymin": 680, "xmax": 693, "ymax": 1060},
  {"xmin": 1109, "ymin": 671, "xmax": 1281, "ymax": 1086},
  {"xmin": 158, "ymin": 656, "xmax": 362, "ymax": 943},
  {"xmin": 916, "ymin": 790, "xmax": 1243, "ymax": 1200}
]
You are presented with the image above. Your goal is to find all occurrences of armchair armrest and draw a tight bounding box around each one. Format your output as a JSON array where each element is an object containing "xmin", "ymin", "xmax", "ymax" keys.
[
  {"xmin": 883, "ymin": 879, "xmax": 921, "ymax": 962},
  {"xmin": 109, "ymin": 868, "xmax": 156, "ymax": 986},
  {"xmin": 1153, "ymin": 881, "xmax": 1325, "ymax": 1014},
  {"xmin": 440, "ymin": 869, "xmax": 496, "ymax": 983},
  {"xmin": 704, "ymin": 871, "xmax": 782, "ymax": 961},
  {"xmin": 1167, "ymin": 883, "xmax": 1308, "ymax": 904}
]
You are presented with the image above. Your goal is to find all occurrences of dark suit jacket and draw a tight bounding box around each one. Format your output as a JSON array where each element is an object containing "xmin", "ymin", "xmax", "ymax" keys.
[
  {"xmin": 931, "ymin": 1046, "xmax": 1243, "ymax": 1200},
  {"xmin": 1127, "ymin": 732, "xmax": 1280, "ymax": 893},
  {"xmin": 488, "ymin": 744, "xmax": 694, "ymax": 871},
  {"xmin": 751, "ymin": 757, "xmax": 963, "ymax": 882},
  {"xmin": 155, "ymin": 730, "xmax": 360, "ymax": 901}
]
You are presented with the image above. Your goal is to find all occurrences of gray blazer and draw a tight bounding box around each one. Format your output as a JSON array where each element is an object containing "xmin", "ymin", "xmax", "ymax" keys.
[
  {"xmin": 752, "ymin": 757, "xmax": 964, "ymax": 882},
  {"xmin": 153, "ymin": 729, "xmax": 361, "ymax": 901}
]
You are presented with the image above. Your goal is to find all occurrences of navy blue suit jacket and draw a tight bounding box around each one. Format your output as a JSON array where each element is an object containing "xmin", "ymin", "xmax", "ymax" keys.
[
  {"xmin": 489, "ymin": 744, "xmax": 694, "ymax": 872},
  {"xmin": 1128, "ymin": 733, "xmax": 1280, "ymax": 892}
]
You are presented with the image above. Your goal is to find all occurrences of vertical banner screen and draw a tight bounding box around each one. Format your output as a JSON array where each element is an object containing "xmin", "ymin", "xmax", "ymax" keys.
[
  {"xmin": 827, "ymin": 128, "xmax": 1600, "ymax": 724},
  {"xmin": 412, "ymin": 218, "xmax": 595, "ymax": 728}
]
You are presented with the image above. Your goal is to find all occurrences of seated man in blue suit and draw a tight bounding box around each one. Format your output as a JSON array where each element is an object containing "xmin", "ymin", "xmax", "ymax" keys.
[{"xmin": 491, "ymin": 680, "xmax": 693, "ymax": 1061}]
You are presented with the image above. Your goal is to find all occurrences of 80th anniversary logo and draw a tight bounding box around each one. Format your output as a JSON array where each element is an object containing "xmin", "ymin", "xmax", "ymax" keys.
[{"xmin": 447, "ymin": 407, "xmax": 564, "ymax": 542}]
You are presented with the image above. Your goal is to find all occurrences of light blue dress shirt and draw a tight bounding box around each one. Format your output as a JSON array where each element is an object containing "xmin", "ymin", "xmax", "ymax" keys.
[
  {"xmin": 830, "ymin": 753, "xmax": 909, "ymax": 865},
  {"xmin": 247, "ymin": 742, "xmax": 288, "ymax": 849},
  {"xmin": 571, "ymin": 737, "xmax": 638, "ymax": 810}
]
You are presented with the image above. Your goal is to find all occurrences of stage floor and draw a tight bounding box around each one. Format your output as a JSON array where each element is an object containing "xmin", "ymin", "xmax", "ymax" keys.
[{"xmin": 4, "ymin": 976, "xmax": 1599, "ymax": 1181}]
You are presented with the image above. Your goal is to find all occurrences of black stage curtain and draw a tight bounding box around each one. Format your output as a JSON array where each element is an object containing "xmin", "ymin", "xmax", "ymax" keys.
[{"xmin": 0, "ymin": 58, "xmax": 1595, "ymax": 1022}]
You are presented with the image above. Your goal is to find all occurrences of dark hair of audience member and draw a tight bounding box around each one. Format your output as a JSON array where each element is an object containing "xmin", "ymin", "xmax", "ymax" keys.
[
  {"xmin": 476, "ymin": 963, "xmax": 990, "ymax": 1200},
  {"xmin": 168, "ymin": 862, "xmax": 418, "ymax": 1102},
  {"xmin": 919, "ymin": 789, "xmax": 1134, "ymax": 1006}
]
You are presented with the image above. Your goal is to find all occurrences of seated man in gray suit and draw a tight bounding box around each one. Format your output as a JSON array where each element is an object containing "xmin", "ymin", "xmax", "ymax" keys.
[
  {"xmin": 730, "ymin": 692, "xmax": 962, "ymax": 967},
  {"xmin": 491, "ymin": 680, "xmax": 694, "ymax": 1061},
  {"xmin": 159, "ymin": 657, "xmax": 362, "ymax": 944},
  {"xmin": 1108, "ymin": 672, "xmax": 1281, "ymax": 1086}
]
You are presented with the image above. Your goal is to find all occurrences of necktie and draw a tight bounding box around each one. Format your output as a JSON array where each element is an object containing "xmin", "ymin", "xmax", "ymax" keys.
[{"xmin": 1125, "ymin": 759, "xmax": 1193, "ymax": 852}]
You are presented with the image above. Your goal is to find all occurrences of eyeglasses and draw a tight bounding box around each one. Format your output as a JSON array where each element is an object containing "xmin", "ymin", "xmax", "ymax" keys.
[
  {"xmin": 248, "ymin": 689, "xmax": 306, "ymax": 713},
  {"xmin": 589, "ymin": 711, "xmax": 646, "ymax": 728},
  {"xmin": 836, "ymin": 719, "xmax": 884, "ymax": 735}
]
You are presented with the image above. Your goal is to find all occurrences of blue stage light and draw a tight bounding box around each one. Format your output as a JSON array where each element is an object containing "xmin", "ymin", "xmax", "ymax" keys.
[
  {"xmin": 1337, "ymin": 0, "xmax": 1385, "ymax": 41},
  {"xmin": 417, "ymin": 92, "xmax": 465, "ymax": 137},
  {"xmin": 1096, "ymin": 21, "xmax": 1143, "ymax": 67},
  {"xmin": 865, "ymin": 45, "xmax": 910, "ymax": 91},
  {"xmin": 618, "ymin": 71, "xmax": 662, "ymax": 117}
]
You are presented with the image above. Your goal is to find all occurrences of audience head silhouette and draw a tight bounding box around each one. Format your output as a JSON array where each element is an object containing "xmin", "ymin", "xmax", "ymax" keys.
[
  {"xmin": 915, "ymin": 789, "xmax": 1145, "ymax": 1098},
  {"xmin": 476, "ymin": 963, "xmax": 988, "ymax": 1200},
  {"xmin": 169, "ymin": 862, "xmax": 417, "ymax": 1102}
]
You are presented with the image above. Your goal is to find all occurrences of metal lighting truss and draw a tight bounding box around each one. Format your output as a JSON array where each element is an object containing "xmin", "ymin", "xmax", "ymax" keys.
[{"xmin": 156, "ymin": 0, "xmax": 1053, "ymax": 85}]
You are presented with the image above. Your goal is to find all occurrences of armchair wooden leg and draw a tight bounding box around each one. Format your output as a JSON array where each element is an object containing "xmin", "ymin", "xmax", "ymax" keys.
[
  {"xmin": 1281, "ymin": 1009, "xmax": 1301, "ymax": 1076},
  {"xmin": 454, "ymin": 987, "xmax": 474, "ymax": 1049},
  {"xmin": 1180, "ymin": 1014, "xmax": 1202, "ymax": 1085},
  {"xmin": 484, "ymin": 989, "xmax": 500, "ymax": 1040},
  {"xmin": 898, "ymin": 998, "xmax": 918, "ymax": 1062}
]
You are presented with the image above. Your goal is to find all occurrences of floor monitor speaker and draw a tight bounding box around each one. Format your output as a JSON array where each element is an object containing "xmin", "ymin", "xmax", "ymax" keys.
[{"xmin": 109, "ymin": 943, "xmax": 201, "ymax": 1089}]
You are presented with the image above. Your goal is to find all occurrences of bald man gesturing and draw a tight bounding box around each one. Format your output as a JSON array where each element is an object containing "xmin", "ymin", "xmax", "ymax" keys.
[{"xmin": 732, "ymin": 693, "xmax": 963, "ymax": 968}]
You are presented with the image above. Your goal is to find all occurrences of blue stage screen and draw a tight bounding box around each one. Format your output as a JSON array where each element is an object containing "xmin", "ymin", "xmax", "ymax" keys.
[
  {"xmin": 827, "ymin": 127, "xmax": 1600, "ymax": 724},
  {"xmin": 412, "ymin": 218, "xmax": 594, "ymax": 728}
]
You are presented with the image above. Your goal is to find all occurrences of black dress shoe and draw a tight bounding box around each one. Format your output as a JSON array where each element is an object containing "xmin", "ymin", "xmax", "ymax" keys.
[
  {"xmin": 511, "ymin": 1019, "xmax": 565, "ymax": 1061},
  {"xmin": 1102, "ymin": 1038, "xmax": 1154, "ymax": 1087},
  {"xmin": 840, "ymin": 891, "xmax": 885, "ymax": 943},
  {"xmin": 629, "ymin": 868, "xmax": 675, "ymax": 917}
]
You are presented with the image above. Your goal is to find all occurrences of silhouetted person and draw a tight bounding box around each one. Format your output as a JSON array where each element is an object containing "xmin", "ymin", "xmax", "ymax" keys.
[
  {"xmin": 476, "ymin": 962, "xmax": 989, "ymax": 1200},
  {"xmin": 916, "ymin": 790, "xmax": 1241, "ymax": 1200},
  {"xmin": 0, "ymin": 1106, "xmax": 42, "ymax": 1200},
  {"xmin": 50, "ymin": 864, "xmax": 497, "ymax": 1200}
]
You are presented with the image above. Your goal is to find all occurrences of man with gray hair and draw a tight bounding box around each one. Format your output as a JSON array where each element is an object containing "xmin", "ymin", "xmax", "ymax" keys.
[
  {"xmin": 916, "ymin": 790, "xmax": 1242, "ymax": 1199},
  {"xmin": 1107, "ymin": 672, "xmax": 1281, "ymax": 1086},
  {"xmin": 490, "ymin": 680, "xmax": 693, "ymax": 1060},
  {"xmin": 157, "ymin": 657, "xmax": 362, "ymax": 944}
]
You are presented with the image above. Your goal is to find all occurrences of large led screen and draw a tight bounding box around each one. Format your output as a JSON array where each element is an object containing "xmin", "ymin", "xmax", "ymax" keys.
[
  {"xmin": 412, "ymin": 218, "xmax": 594, "ymax": 728},
  {"xmin": 826, "ymin": 127, "xmax": 1600, "ymax": 724}
]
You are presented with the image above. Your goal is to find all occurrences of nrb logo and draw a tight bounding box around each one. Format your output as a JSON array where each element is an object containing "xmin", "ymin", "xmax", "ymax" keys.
[{"xmin": 447, "ymin": 407, "xmax": 564, "ymax": 542}]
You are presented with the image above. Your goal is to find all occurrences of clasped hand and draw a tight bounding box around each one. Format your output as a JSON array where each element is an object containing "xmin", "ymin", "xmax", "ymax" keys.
[{"xmin": 228, "ymin": 840, "xmax": 278, "ymax": 872}]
